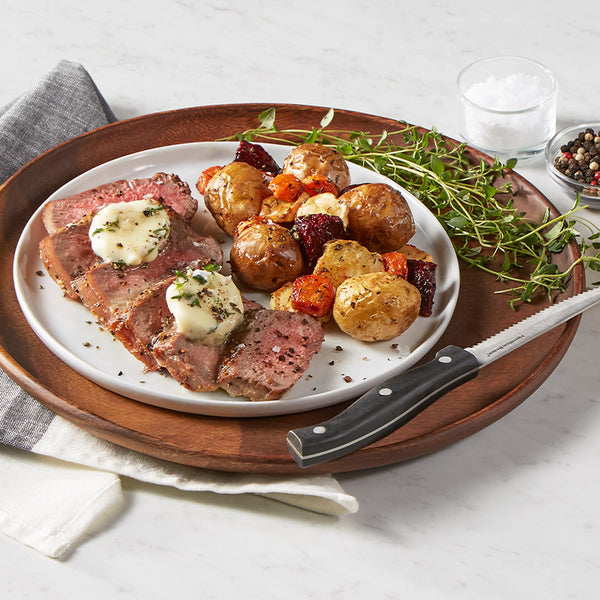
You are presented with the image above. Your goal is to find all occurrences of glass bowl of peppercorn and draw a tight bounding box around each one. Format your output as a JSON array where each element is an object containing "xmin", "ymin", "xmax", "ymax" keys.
[{"xmin": 545, "ymin": 123, "xmax": 600, "ymax": 206}]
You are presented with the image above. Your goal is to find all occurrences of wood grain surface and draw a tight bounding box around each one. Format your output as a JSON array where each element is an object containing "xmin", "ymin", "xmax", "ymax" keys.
[{"xmin": 0, "ymin": 103, "xmax": 584, "ymax": 474}]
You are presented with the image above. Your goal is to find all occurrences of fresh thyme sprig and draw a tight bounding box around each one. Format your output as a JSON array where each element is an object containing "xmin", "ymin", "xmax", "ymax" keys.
[{"xmin": 224, "ymin": 107, "xmax": 600, "ymax": 306}]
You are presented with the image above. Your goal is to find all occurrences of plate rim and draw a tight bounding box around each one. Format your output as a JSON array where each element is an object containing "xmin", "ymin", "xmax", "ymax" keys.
[{"xmin": 12, "ymin": 140, "xmax": 460, "ymax": 417}]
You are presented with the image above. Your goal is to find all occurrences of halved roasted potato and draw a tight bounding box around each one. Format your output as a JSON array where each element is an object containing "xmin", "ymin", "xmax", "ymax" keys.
[
  {"xmin": 313, "ymin": 239, "xmax": 384, "ymax": 289},
  {"xmin": 333, "ymin": 272, "xmax": 421, "ymax": 341}
]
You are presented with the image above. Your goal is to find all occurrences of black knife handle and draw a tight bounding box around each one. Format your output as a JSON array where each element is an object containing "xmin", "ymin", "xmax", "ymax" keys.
[{"xmin": 287, "ymin": 345, "xmax": 480, "ymax": 468}]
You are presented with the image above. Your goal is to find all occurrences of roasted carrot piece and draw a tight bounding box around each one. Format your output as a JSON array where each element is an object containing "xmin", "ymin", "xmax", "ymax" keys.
[
  {"xmin": 381, "ymin": 251, "xmax": 408, "ymax": 279},
  {"xmin": 196, "ymin": 165, "xmax": 222, "ymax": 195},
  {"xmin": 302, "ymin": 175, "xmax": 338, "ymax": 197},
  {"xmin": 268, "ymin": 173, "xmax": 304, "ymax": 202},
  {"xmin": 291, "ymin": 274, "xmax": 335, "ymax": 318}
]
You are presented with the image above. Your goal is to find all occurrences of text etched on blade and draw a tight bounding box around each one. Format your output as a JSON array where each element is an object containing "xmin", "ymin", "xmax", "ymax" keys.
[{"xmin": 486, "ymin": 333, "xmax": 526, "ymax": 358}]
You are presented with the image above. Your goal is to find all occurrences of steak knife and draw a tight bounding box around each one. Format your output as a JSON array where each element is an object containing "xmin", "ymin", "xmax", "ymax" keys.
[{"xmin": 287, "ymin": 285, "xmax": 600, "ymax": 468}]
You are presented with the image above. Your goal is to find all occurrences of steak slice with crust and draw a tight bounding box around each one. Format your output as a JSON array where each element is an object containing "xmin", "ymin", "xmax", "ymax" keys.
[
  {"xmin": 111, "ymin": 276, "xmax": 176, "ymax": 370},
  {"xmin": 152, "ymin": 326, "xmax": 222, "ymax": 392},
  {"xmin": 72, "ymin": 216, "xmax": 223, "ymax": 327},
  {"xmin": 116, "ymin": 288, "xmax": 261, "ymax": 372},
  {"xmin": 40, "ymin": 206, "xmax": 205, "ymax": 301},
  {"xmin": 217, "ymin": 308, "xmax": 324, "ymax": 401},
  {"xmin": 42, "ymin": 172, "xmax": 198, "ymax": 234},
  {"xmin": 39, "ymin": 214, "xmax": 100, "ymax": 299},
  {"xmin": 149, "ymin": 306, "xmax": 322, "ymax": 400}
]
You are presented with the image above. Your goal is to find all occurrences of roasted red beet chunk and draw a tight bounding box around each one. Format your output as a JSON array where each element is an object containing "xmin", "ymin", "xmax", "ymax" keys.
[
  {"xmin": 293, "ymin": 213, "xmax": 346, "ymax": 268},
  {"xmin": 406, "ymin": 259, "xmax": 437, "ymax": 317},
  {"xmin": 233, "ymin": 141, "xmax": 281, "ymax": 177}
]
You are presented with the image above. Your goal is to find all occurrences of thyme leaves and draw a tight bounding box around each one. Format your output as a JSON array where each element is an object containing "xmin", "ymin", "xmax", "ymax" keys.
[{"xmin": 225, "ymin": 107, "xmax": 600, "ymax": 306}]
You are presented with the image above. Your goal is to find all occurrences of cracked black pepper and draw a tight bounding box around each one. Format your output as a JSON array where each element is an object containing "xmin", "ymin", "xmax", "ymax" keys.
[{"xmin": 553, "ymin": 127, "xmax": 600, "ymax": 196}]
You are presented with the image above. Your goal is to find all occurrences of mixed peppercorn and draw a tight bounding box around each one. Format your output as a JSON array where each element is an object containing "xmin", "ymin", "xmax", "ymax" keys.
[{"xmin": 553, "ymin": 128, "xmax": 600, "ymax": 197}]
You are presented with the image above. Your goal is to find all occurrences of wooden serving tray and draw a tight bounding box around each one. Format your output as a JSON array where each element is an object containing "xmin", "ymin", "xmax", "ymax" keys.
[{"xmin": 0, "ymin": 104, "xmax": 584, "ymax": 474}]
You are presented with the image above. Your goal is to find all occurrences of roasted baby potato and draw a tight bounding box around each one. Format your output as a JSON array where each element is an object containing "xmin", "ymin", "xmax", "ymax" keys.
[
  {"xmin": 260, "ymin": 192, "xmax": 308, "ymax": 225},
  {"xmin": 270, "ymin": 281, "xmax": 295, "ymax": 312},
  {"xmin": 400, "ymin": 243, "xmax": 434, "ymax": 263},
  {"xmin": 333, "ymin": 272, "xmax": 421, "ymax": 342},
  {"xmin": 230, "ymin": 219, "xmax": 305, "ymax": 292},
  {"xmin": 296, "ymin": 192, "xmax": 349, "ymax": 228},
  {"xmin": 282, "ymin": 143, "xmax": 351, "ymax": 192},
  {"xmin": 203, "ymin": 162, "xmax": 270, "ymax": 236},
  {"xmin": 338, "ymin": 183, "xmax": 415, "ymax": 253},
  {"xmin": 313, "ymin": 239, "xmax": 384, "ymax": 289}
]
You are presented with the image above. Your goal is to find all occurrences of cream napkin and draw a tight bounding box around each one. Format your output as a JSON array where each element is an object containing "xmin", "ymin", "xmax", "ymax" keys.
[{"xmin": 0, "ymin": 61, "xmax": 358, "ymax": 560}]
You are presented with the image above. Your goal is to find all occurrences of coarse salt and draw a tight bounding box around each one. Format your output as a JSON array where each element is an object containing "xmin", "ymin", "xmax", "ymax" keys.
[
  {"xmin": 460, "ymin": 73, "xmax": 556, "ymax": 154},
  {"xmin": 464, "ymin": 73, "xmax": 547, "ymax": 111}
]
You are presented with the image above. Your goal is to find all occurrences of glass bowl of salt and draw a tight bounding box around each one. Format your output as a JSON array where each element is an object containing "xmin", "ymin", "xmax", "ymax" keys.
[{"xmin": 457, "ymin": 56, "xmax": 557, "ymax": 163}]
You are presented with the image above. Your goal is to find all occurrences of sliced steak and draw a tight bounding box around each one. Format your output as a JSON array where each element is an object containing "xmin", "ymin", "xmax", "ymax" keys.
[
  {"xmin": 39, "ymin": 166, "xmax": 322, "ymax": 399},
  {"xmin": 72, "ymin": 215, "xmax": 223, "ymax": 327},
  {"xmin": 218, "ymin": 308, "xmax": 324, "ymax": 401},
  {"xmin": 42, "ymin": 172, "xmax": 198, "ymax": 234},
  {"xmin": 39, "ymin": 214, "xmax": 100, "ymax": 299},
  {"xmin": 149, "ymin": 305, "xmax": 322, "ymax": 399},
  {"xmin": 151, "ymin": 327, "xmax": 222, "ymax": 392},
  {"xmin": 111, "ymin": 276, "xmax": 176, "ymax": 370},
  {"xmin": 39, "ymin": 205, "xmax": 200, "ymax": 301},
  {"xmin": 114, "ymin": 286, "xmax": 261, "ymax": 372}
]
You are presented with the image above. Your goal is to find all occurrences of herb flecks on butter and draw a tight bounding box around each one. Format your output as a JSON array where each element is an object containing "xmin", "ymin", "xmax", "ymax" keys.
[
  {"xmin": 89, "ymin": 199, "xmax": 171, "ymax": 266},
  {"xmin": 166, "ymin": 265, "xmax": 244, "ymax": 345}
]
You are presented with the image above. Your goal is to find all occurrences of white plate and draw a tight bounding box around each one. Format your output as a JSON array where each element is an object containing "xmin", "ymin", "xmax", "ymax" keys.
[{"xmin": 13, "ymin": 142, "xmax": 460, "ymax": 417}]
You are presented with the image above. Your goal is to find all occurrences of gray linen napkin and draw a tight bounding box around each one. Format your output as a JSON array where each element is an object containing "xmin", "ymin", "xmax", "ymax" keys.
[
  {"xmin": 0, "ymin": 61, "xmax": 358, "ymax": 559},
  {"xmin": 0, "ymin": 59, "xmax": 117, "ymax": 447},
  {"xmin": 0, "ymin": 60, "xmax": 117, "ymax": 182}
]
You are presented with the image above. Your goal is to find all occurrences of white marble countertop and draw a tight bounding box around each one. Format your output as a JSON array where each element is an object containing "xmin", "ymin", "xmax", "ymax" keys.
[{"xmin": 2, "ymin": 1, "xmax": 600, "ymax": 598}]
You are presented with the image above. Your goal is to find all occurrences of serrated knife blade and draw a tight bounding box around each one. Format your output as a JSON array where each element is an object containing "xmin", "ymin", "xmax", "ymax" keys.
[{"xmin": 287, "ymin": 286, "xmax": 600, "ymax": 468}]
